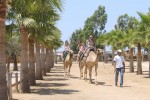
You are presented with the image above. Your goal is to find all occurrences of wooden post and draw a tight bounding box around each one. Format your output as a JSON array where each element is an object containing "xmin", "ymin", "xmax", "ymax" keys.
[
  {"xmin": 15, "ymin": 73, "xmax": 19, "ymax": 93},
  {"xmin": 8, "ymin": 72, "xmax": 12, "ymax": 100}
]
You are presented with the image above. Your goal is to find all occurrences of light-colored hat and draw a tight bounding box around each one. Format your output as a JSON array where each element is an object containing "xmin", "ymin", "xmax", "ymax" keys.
[
  {"xmin": 90, "ymin": 35, "xmax": 93, "ymax": 38},
  {"xmin": 117, "ymin": 49, "xmax": 122, "ymax": 52}
]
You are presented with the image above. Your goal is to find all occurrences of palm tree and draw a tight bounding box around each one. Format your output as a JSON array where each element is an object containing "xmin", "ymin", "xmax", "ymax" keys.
[
  {"xmin": 98, "ymin": 29, "xmax": 125, "ymax": 64},
  {"xmin": 10, "ymin": 0, "xmax": 36, "ymax": 93},
  {"xmin": 138, "ymin": 12, "xmax": 150, "ymax": 77},
  {"xmin": 35, "ymin": 43, "xmax": 43, "ymax": 80},
  {"xmin": 45, "ymin": 48, "xmax": 51, "ymax": 72},
  {"xmin": 122, "ymin": 29, "xmax": 136, "ymax": 73},
  {"xmin": 9, "ymin": 0, "xmax": 63, "ymax": 92},
  {"xmin": 28, "ymin": 36, "xmax": 36, "ymax": 85},
  {"xmin": 6, "ymin": 33, "xmax": 21, "ymax": 71},
  {"xmin": 43, "ymin": 29, "xmax": 62, "ymax": 72},
  {"xmin": 41, "ymin": 46, "xmax": 46, "ymax": 76},
  {"xmin": 50, "ymin": 32, "xmax": 63, "ymax": 69},
  {"xmin": 0, "ymin": 0, "xmax": 8, "ymax": 99},
  {"xmin": 131, "ymin": 29, "xmax": 145, "ymax": 75}
]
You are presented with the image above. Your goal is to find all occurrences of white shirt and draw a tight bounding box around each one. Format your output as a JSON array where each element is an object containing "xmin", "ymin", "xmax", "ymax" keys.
[
  {"xmin": 114, "ymin": 55, "xmax": 125, "ymax": 68},
  {"xmin": 64, "ymin": 45, "xmax": 70, "ymax": 51}
]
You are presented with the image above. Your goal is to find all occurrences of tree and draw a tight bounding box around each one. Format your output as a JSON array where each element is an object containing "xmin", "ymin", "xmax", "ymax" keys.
[
  {"xmin": 115, "ymin": 14, "xmax": 130, "ymax": 31},
  {"xmin": 138, "ymin": 12, "xmax": 150, "ymax": 77},
  {"xmin": 70, "ymin": 29, "xmax": 83, "ymax": 54},
  {"xmin": 131, "ymin": 28, "xmax": 145, "ymax": 75},
  {"xmin": 97, "ymin": 29, "xmax": 125, "ymax": 64},
  {"xmin": 6, "ymin": 33, "xmax": 21, "ymax": 71},
  {"xmin": 0, "ymin": 0, "xmax": 8, "ymax": 99},
  {"xmin": 115, "ymin": 14, "xmax": 139, "ymax": 73},
  {"xmin": 44, "ymin": 30, "xmax": 63, "ymax": 72},
  {"xmin": 70, "ymin": 5, "xmax": 107, "ymax": 51},
  {"xmin": 28, "ymin": 36, "xmax": 36, "ymax": 85},
  {"xmin": 9, "ymin": 0, "xmax": 63, "ymax": 92},
  {"xmin": 83, "ymin": 5, "xmax": 107, "ymax": 42}
]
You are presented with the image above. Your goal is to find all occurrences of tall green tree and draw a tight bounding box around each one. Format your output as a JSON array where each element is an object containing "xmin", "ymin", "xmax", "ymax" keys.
[
  {"xmin": 70, "ymin": 5, "xmax": 107, "ymax": 51},
  {"xmin": 83, "ymin": 5, "xmax": 107, "ymax": 41},
  {"xmin": 115, "ymin": 14, "xmax": 139, "ymax": 73},
  {"xmin": 70, "ymin": 29, "xmax": 83, "ymax": 54},
  {"xmin": 115, "ymin": 14, "xmax": 130, "ymax": 31}
]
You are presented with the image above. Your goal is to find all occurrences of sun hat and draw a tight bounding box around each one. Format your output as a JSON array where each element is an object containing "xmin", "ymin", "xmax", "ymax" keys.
[{"xmin": 117, "ymin": 49, "xmax": 122, "ymax": 52}]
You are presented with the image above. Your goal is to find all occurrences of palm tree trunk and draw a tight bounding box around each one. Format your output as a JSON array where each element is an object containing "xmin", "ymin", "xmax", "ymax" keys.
[
  {"xmin": 46, "ymin": 48, "xmax": 51, "ymax": 72},
  {"xmin": 0, "ymin": 0, "xmax": 8, "ymax": 98},
  {"xmin": 13, "ymin": 54, "xmax": 18, "ymax": 71},
  {"xmin": 104, "ymin": 45, "xmax": 107, "ymax": 63},
  {"xmin": 49, "ymin": 47, "xmax": 54, "ymax": 69},
  {"xmin": 148, "ymin": 43, "xmax": 150, "ymax": 78},
  {"xmin": 20, "ymin": 26, "xmax": 30, "ymax": 93},
  {"xmin": 7, "ymin": 56, "xmax": 11, "ymax": 72},
  {"xmin": 129, "ymin": 48, "xmax": 134, "ymax": 72},
  {"xmin": 41, "ymin": 46, "xmax": 46, "ymax": 76},
  {"xmin": 54, "ymin": 50, "xmax": 57, "ymax": 64},
  {"xmin": 112, "ymin": 50, "xmax": 115, "ymax": 65},
  {"xmin": 29, "ymin": 38, "xmax": 36, "ymax": 86},
  {"xmin": 137, "ymin": 43, "xmax": 142, "ymax": 75},
  {"xmin": 35, "ymin": 43, "xmax": 43, "ymax": 80}
]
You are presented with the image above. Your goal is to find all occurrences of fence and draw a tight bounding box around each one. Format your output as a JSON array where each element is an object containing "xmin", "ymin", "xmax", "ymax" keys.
[{"xmin": 7, "ymin": 72, "xmax": 20, "ymax": 100}]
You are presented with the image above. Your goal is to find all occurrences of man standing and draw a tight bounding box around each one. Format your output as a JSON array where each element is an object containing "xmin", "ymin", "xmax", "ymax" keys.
[{"xmin": 114, "ymin": 49, "xmax": 125, "ymax": 87}]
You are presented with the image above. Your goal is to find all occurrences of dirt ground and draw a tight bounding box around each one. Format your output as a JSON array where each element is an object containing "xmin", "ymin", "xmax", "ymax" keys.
[{"xmin": 13, "ymin": 61, "xmax": 150, "ymax": 100}]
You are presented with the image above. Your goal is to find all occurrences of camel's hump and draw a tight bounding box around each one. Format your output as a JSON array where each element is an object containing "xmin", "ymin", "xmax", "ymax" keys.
[{"xmin": 86, "ymin": 51, "xmax": 97, "ymax": 62}]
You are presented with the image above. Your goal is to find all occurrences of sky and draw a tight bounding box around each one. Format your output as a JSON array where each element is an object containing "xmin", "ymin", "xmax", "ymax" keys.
[{"xmin": 56, "ymin": 0, "xmax": 150, "ymax": 51}]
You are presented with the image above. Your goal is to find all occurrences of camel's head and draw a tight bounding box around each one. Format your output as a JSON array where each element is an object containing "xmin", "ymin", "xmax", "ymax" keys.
[
  {"xmin": 96, "ymin": 48, "xmax": 103, "ymax": 55},
  {"xmin": 69, "ymin": 50, "xmax": 74, "ymax": 58}
]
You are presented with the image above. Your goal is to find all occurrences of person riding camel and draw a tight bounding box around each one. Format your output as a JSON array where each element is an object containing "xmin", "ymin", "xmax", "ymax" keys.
[
  {"xmin": 84, "ymin": 35, "xmax": 96, "ymax": 57},
  {"xmin": 62, "ymin": 40, "xmax": 70, "ymax": 60},
  {"xmin": 76, "ymin": 43, "xmax": 86, "ymax": 62}
]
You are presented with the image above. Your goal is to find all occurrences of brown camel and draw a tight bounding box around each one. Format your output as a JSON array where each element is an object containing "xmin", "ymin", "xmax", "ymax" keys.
[
  {"xmin": 63, "ymin": 50, "xmax": 73, "ymax": 78},
  {"xmin": 79, "ymin": 53, "xmax": 86, "ymax": 79},
  {"xmin": 124, "ymin": 50, "xmax": 144, "ymax": 61},
  {"xmin": 84, "ymin": 49, "xmax": 103, "ymax": 84}
]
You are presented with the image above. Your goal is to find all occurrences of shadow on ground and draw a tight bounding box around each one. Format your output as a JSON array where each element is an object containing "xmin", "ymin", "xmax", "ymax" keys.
[
  {"xmin": 44, "ymin": 78, "xmax": 68, "ymax": 81},
  {"xmin": 123, "ymin": 85, "xmax": 132, "ymax": 88},
  {"xmin": 45, "ymin": 74, "xmax": 64, "ymax": 77},
  {"xmin": 50, "ymin": 71, "xmax": 64, "ymax": 73},
  {"xmin": 32, "ymin": 88, "xmax": 80, "ymax": 95},
  {"xmin": 36, "ymin": 83, "xmax": 69, "ymax": 87}
]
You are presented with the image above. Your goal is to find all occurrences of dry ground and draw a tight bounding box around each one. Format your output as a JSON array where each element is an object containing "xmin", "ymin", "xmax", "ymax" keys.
[{"xmin": 13, "ymin": 61, "xmax": 150, "ymax": 100}]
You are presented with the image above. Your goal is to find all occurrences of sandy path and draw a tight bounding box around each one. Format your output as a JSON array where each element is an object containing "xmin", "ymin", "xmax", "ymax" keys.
[{"xmin": 13, "ymin": 62, "xmax": 150, "ymax": 100}]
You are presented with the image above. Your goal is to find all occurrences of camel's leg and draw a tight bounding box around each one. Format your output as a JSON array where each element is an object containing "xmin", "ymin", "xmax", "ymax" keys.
[
  {"xmin": 64, "ymin": 62, "xmax": 67, "ymax": 77},
  {"xmin": 79, "ymin": 62, "xmax": 84, "ymax": 79},
  {"xmin": 66, "ymin": 64, "xmax": 68, "ymax": 77},
  {"xmin": 89, "ymin": 67, "xmax": 92, "ymax": 84},
  {"xmin": 63, "ymin": 62, "xmax": 66, "ymax": 77},
  {"xmin": 81, "ymin": 65, "xmax": 84, "ymax": 79},
  {"xmin": 84, "ymin": 65, "xmax": 87, "ymax": 81},
  {"xmin": 95, "ymin": 64, "xmax": 98, "ymax": 85},
  {"xmin": 68, "ymin": 63, "xmax": 72, "ymax": 78},
  {"xmin": 79, "ymin": 62, "xmax": 82, "ymax": 79}
]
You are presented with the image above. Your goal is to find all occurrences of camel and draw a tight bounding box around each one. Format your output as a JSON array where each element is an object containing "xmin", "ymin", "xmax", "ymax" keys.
[
  {"xmin": 78, "ymin": 53, "xmax": 86, "ymax": 79},
  {"xmin": 84, "ymin": 48, "xmax": 103, "ymax": 84},
  {"xmin": 124, "ymin": 50, "xmax": 144, "ymax": 61},
  {"xmin": 63, "ymin": 50, "xmax": 73, "ymax": 78}
]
